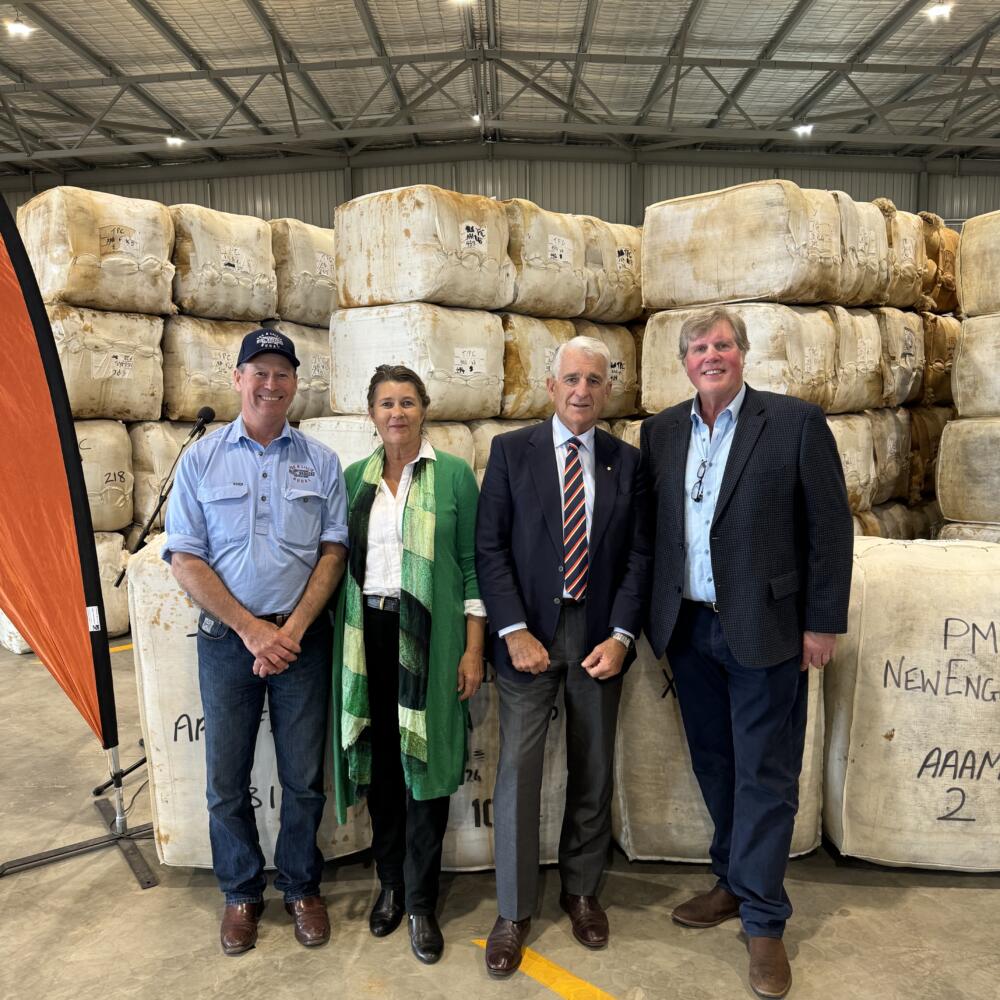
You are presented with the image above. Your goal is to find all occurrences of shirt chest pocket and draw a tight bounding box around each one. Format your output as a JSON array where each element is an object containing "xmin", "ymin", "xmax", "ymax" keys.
[
  {"xmin": 196, "ymin": 483, "xmax": 250, "ymax": 541},
  {"xmin": 281, "ymin": 487, "xmax": 325, "ymax": 549}
]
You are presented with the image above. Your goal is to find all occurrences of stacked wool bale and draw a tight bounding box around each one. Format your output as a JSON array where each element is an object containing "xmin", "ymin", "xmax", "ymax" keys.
[
  {"xmin": 937, "ymin": 212, "xmax": 1000, "ymax": 539},
  {"xmin": 640, "ymin": 180, "xmax": 953, "ymax": 542},
  {"xmin": 11, "ymin": 187, "xmax": 177, "ymax": 650}
]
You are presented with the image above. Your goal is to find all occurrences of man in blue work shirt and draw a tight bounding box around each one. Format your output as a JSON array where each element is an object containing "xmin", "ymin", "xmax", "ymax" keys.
[
  {"xmin": 640, "ymin": 308, "xmax": 853, "ymax": 1000},
  {"xmin": 164, "ymin": 328, "xmax": 348, "ymax": 956}
]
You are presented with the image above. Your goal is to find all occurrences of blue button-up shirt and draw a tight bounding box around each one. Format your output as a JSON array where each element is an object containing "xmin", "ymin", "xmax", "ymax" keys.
[
  {"xmin": 163, "ymin": 416, "xmax": 349, "ymax": 616},
  {"xmin": 684, "ymin": 384, "xmax": 747, "ymax": 602}
]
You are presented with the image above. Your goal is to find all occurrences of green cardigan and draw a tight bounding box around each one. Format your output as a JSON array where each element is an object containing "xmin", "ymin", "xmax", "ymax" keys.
[{"xmin": 330, "ymin": 448, "xmax": 481, "ymax": 822}]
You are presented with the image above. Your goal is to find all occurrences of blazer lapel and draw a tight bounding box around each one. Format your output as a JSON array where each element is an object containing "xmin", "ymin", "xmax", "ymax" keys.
[
  {"xmin": 712, "ymin": 386, "xmax": 766, "ymax": 525},
  {"xmin": 528, "ymin": 419, "xmax": 564, "ymax": 557},
  {"xmin": 665, "ymin": 409, "xmax": 690, "ymax": 528},
  {"xmin": 589, "ymin": 430, "xmax": 618, "ymax": 556}
]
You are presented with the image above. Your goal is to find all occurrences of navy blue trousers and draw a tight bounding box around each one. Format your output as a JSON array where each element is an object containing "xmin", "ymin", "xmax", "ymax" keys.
[{"xmin": 667, "ymin": 602, "xmax": 809, "ymax": 938}]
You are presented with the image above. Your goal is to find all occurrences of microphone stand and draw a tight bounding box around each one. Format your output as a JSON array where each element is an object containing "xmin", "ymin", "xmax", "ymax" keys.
[{"xmin": 95, "ymin": 420, "xmax": 211, "ymax": 797}]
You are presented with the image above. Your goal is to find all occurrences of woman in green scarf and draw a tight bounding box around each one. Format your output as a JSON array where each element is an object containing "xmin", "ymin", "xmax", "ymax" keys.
[{"xmin": 330, "ymin": 364, "xmax": 485, "ymax": 965}]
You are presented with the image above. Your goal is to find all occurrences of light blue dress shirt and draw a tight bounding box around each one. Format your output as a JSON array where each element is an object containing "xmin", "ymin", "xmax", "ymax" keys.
[
  {"xmin": 684, "ymin": 384, "xmax": 747, "ymax": 603},
  {"xmin": 163, "ymin": 416, "xmax": 349, "ymax": 616}
]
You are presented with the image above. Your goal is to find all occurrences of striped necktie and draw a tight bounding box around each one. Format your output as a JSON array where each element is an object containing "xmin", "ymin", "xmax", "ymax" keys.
[{"xmin": 562, "ymin": 437, "xmax": 589, "ymax": 600}]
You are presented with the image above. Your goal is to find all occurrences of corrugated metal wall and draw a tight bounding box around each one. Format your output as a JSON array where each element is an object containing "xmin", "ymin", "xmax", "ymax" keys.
[{"xmin": 4, "ymin": 158, "xmax": 999, "ymax": 225}]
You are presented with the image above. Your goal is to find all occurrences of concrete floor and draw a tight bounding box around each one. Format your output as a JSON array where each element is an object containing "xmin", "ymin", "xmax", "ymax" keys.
[{"xmin": 0, "ymin": 641, "xmax": 996, "ymax": 1000}]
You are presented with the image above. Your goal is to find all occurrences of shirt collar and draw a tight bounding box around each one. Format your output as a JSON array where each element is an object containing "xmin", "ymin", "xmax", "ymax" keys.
[
  {"xmin": 690, "ymin": 382, "xmax": 747, "ymax": 428},
  {"xmin": 227, "ymin": 415, "xmax": 293, "ymax": 447},
  {"xmin": 409, "ymin": 437, "xmax": 437, "ymax": 465},
  {"xmin": 552, "ymin": 414, "xmax": 597, "ymax": 450}
]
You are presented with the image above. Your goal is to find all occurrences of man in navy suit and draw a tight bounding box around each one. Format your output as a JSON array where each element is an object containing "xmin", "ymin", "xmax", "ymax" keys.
[
  {"xmin": 475, "ymin": 336, "xmax": 650, "ymax": 977},
  {"xmin": 641, "ymin": 308, "xmax": 853, "ymax": 999}
]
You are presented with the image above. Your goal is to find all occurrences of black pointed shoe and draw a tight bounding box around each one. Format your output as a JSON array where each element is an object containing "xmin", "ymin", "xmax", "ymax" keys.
[
  {"xmin": 369, "ymin": 887, "xmax": 405, "ymax": 937},
  {"xmin": 408, "ymin": 913, "xmax": 444, "ymax": 964}
]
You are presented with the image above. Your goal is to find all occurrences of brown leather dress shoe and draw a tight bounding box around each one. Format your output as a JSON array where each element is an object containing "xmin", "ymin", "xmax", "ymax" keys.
[
  {"xmin": 748, "ymin": 936, "xmax": 792, "ymax": 999},
  {"xmin": 284, "ymin": 895, "xmax": 330, "ymax": 947},
  {"xmin": 220, "ymin": 901, "xmax": 264, "ymax": 955},
  {"xmin": 671, "ymin": 885, "xmax": 741, "ymax": 928},
  {"xmin": 559, "ymin": 892, "xmax": 609, "ymax": 949},
  {"xmin": 484, "ymin": 915, "xmax": 531, "ymax": 978}
]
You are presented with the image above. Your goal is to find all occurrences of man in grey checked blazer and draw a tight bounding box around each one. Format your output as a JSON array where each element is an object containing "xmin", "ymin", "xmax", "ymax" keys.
[{"xmin": 640, "ymin": 307, "xmax": 853, "ymax": 1000}]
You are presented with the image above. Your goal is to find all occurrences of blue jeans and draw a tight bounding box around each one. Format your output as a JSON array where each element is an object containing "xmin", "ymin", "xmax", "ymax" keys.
[
  {"xmin": 197, "ymin": 611, "xmax": 331, "ymax": 905},
  {"xmin": 667, "ymin": 602, "xmax": 808, "ymax": 939}
]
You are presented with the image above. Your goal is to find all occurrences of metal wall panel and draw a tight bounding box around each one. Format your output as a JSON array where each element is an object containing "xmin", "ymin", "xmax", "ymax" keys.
[
  {"xmin": 526, "ymin": 160, "xmax": 631, "ymax": 222},
  {"xmin": 208, "ymin": 171, "xmax": 346, "ymax": 227},
  {"xmin": 454, "ymin": 159, "xmax": 528, "ymax": 200},
  {"xmin": 3, "ymin": 190, "xmax": 32, "ymax": 216},
  {"xmin": 355, "ymin": 163, "xmax": 457, "ymax": 196},
  {"xmin": 926, "ymin": 174, "xmax": 1000, "ymax": 224},
  {"xmin": 100, "ymin": 177, "xmax": 212, "ymax": 207},
  {"xmin": 643, "ymin": 164, "xmax": 773, "ymax": 206},
  {"xmin": 778, "ymin": 168, "xmax": 917, "ymax": 209}
]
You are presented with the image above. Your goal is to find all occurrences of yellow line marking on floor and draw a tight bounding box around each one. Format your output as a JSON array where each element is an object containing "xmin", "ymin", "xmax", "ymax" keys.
[
  {"xmin": 109, "ymin": 642, "xmax": 133, "ymax": 653},
  {"xmin": 472, "ymin": 939, "xmax": 617, "ymax": 999}
]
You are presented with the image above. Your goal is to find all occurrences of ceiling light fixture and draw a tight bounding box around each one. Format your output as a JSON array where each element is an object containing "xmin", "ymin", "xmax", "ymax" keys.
[
  {"xmin": 6, "ymin": 11, "xmax": 35, "ymax": 37},
  {"xmin": 792, "ymin": 123, "xmax": 814, "ymax": 137},
  {"xmin": 165, "ymin": 136, "xmax": 186, "ymax": 147},
  {"xmin": 925, "ymin": 3, "xmax": 954, "ymax": 20},
  {"xmin": 472, "ymin": 113, "xmax": 481, "ymax": 123}
]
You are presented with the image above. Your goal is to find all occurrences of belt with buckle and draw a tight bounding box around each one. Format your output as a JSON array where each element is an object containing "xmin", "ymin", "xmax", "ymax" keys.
[
  {"xmin": 365, "ymin": 595, "xmax": 401, "ymax": 613},
  {"xmin": 259, "ymin": 612, "xmax": 291, "ymax": 626},
  {"xmin": 684, "ymin": 599, "xmax": 719, "ymax": 613}
]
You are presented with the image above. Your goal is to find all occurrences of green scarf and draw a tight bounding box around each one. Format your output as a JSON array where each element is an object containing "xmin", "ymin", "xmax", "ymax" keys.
[{"xmin": 341, "ymin": 445, "xmax": 436, "ymax": 791}]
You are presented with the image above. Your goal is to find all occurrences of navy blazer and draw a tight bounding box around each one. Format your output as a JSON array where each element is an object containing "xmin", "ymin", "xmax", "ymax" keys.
[
  {"xmin": 475, "ymin": 418, "xmax": 651, "ymax": 683},
  {"xmin": 640, "ymin": 385, "xmax": 854, "ymax": 668}
]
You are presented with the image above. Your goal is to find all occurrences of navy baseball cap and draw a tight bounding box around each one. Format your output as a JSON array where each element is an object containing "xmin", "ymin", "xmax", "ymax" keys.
[{"xmin": 237, "ymin": 328, "xmax": 300, "ymax": 368}]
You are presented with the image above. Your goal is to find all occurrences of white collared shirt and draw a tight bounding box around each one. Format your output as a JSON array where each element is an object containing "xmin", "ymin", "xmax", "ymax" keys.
[{"xmin": 364, "ymin": 438, "xmax": 485, "ymax": 617}]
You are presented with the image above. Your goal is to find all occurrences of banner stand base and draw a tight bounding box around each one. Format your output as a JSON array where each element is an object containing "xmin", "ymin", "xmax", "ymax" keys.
[{"xmin": 0, "ymin": 799, "xmax": 158, "ymax": 890}]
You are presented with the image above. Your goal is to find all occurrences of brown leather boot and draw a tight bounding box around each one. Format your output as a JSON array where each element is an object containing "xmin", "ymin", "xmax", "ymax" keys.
[
  {"xmin": 559, "ymin": 893, "xmax": 609, "ymax": 949},
  {"xmin": 220, "ymin": 901, "xmax": 264, "ymax": 955},
  {"xmin": 671, "ymin": 885, "xmax": 741, "ymax": 928},
  {"xmin": 284, "ymin": 895, "xmax": 330, "ymax": 947},
  {"xmin": 484, "ymin": 915, "xmax": 531, "ymax": 978},
  {"xmin": 748, "ymin": 936, "xmax": 792, "ymax": 999}
]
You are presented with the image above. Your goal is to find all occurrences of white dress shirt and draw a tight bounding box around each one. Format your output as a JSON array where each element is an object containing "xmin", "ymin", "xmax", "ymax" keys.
[{"xmin": 364, "ymin": 438, "xmax": 486, "ymax": 617}]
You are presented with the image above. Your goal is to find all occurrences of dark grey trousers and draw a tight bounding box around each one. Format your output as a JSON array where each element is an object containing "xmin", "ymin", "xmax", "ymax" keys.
[{"xmin": 493, "ymin": 604, "xmax": 623, "ymax": 921}]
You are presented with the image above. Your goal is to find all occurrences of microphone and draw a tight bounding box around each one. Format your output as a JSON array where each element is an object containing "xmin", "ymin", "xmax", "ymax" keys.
[{"xmin": 187, "ymin": 405, "xmax": 216, "ymax": 442}]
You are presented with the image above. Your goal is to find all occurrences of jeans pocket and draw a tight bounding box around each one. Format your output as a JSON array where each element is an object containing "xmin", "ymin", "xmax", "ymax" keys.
[{"xmin": 198, "ymin": 610, "xmax": 230, "ymax": 640}]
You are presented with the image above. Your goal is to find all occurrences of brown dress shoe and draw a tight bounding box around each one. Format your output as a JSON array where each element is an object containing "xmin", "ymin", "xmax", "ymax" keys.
[
  {"xmin": 284, "ymin": 895, "xmax": 330, "ymax": 947},
  {"xmin": 484, "ymin": 915, "xmax": 531, "ymax": 978},
  {"xmin": 671, "ymin": 885, "xmax": 741, "ymax": 928},
  {"xmin": 220, "ymin": 901, "xmax": 264, "ymax": 955},
  {"xmin": 748, "ymin": 936, "xmax": 792, "ymax": 999},
  {"xmin": 559, "ymin": 892, "xmax": 609, "ymax": 949}
]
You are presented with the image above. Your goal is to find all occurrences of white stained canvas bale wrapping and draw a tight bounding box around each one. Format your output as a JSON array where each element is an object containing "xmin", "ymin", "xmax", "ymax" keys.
[
  {"xmin": 162, "ymin": 316, "xmax": 258, "ymax": 421},
  {"xmin": 873, "ymin": 308, "xmax": 924, "ymax": 407},
  {"xmin": 938, "ymin": 522, "xmax": 1000, "ymax": 543},
  {"xmin": 908, "ymin": 405, "xmax": 955, "ymax": 503},
  {"xmin": 269, "ymin": 218, "xmax": 336, "ymax": 327},
  {"xmin": 872, "ymin": 200, "xmax": 929, "ymax": 309},
  {"xmin": 270, "ymin": 321, "xmax": 332, "ymax": 422},
  {"xmin": 571, "ymin": 319, "xmax": 638, "ymax": 417},
  {"xmin": 467, "ymin": 419, "xmax": 543, "ymax": 471},
  {"xmin": 828, "ymin": 414, "xmax": 877, "ymax": 514},
  {"xmin": 49, "ymin": 304, "xmax": 164, "ymax": 421},
  {"xmin": 128, "ymin": 538, "xmax": 372, "ymax": 867},
  {"xmin": 442, "ymin": 669, "xmax": 567, "ymax": 870},
  {"xmin": 952, "ymin": 316, "xmax": 1000, "ymax": 417},
  {"xmin": 503, "ymin": 200, "xmax": 586, "ymax": 318},
  {"xmin": 300, "ymin": 416, "xmax": 474, "ymax": 471},
  {"xmin": 955, "ymin": 209, "xmax": 1000, "ymax": 317},
  {"xmin": 640, "ymin": 304, "xmax": 837, "ymax": 414},
  {"xmin": 0, "ymin": 611, "xmax": 32, "ymax": 654},
  {"xmin": 830, "ymin": 193, "xmax": 890, "ymax": 308},
  {"xmin": 170, "ymin": 204, "xmax": 276, "ymax": 320},
  {"xmin": 330, "ymin": 303, "xmax": 504, "ymax": 420},
  {"xmin": 129, "ymin": 420, "xmax": 227, "ymax": 529},
  {"xmin": 936, "ymin": 418, "xmax": 1000, "ymax": 525},
  {"xmin": 610, "ymin": 419, "xmax": 642, "ymax": 449},
  {"xmin": 96, "ymin": 532, "xmax": 130, "ymax": 637},
  {"xmin": 613, "ymin": 636, "xmax": 823, "ymax": 861},
  {"xmin": 642, "ymin": 180, "xmax": 842, "ymax": 311},
  {"xmin": 868, "ymin": 502, "xmax": 916, "ymax": 540},
  {"xmin": 825, "ymin": 537, "xmax": 1000, "ymax": 870},
  {"xmin": 75, "ymin": 420, "xmax": 133, "ymax": 531},
  {"xmin": 335, "ymin": 185, "xmax": 515, "ymax": 310},
  {"xmin": 921, "ymin": 313, "xmax": 961, "ymax": 406},
  {"xmin": 577, "ymin": 217, "xmax": 644, "ymax": 323},
  {"xmin": 499, "ymin": 314, "xmax": 575, "ymax": 419},
  {"xmin": 826, "ymin": 306, "xmax": 883, "ymax": 414},
  {"xmin": 17, "ymin": 186, "xmax": 175, "ymax": 315},
  {"xmin": 865, "ymin": 407, "xmax": 911, "ymax": 506}
]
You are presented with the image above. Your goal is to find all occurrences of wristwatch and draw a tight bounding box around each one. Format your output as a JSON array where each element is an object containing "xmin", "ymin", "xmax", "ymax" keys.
[{"xmin": 611, "ymin": 630, "xmax": 633, "ymax": 650}]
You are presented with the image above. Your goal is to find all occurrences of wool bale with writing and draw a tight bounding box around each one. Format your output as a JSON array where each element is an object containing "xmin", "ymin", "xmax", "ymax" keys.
[
  {"xmin": 907, "ymin": 405, "xmax": 954, "ymax": 502},
  {"xmin": 825, "ymin": 537, "xmax": 1000, "ymax": 870},
  {"xmin": 952, "ymin": 315, "xmax": 1000, "ymax": 417},
  {"xmin": 921, "ymin": 313, "xmax": 961, "ymax": 405},
  {"xmin": 872, "ymin": 308, "xmax": 924, "ymax": 407},
  {"xmin": 467, "ymin": 419, "xmax": 543, "ymax": 472},
  {"xmin": 571, "ymin": 319, "xmax": 639, "ymax": 418},
  {"xmin": 827, "ymin": 414, "xmax": 876, "ymax": 513},
  {"xmin": 865, "ymin": 407, "xmax": 911, "ymax": 506},
  {"xmin": 269, "ymin": 320, "xmax": 332, "ymax": 422},
  {"xmin": 825, "ymin": 306, "xmax": 883, "ymax": 413},
  {"xmin": 872, "ymin": 199, "xmax": 928, "ymax": 309},
  {"xmin": 499, "ymin": 314, "xmax": 575, "ymax": 419},
  {"xmin": 75, "ymin": 419, "xmax": 133, "ymax": 531},
  {"xmin": 577, "ymin": 216, "xmax": 643, "ymax": 323},
  {"xmin": 269, "ymin": 218, "xmax": 336, "ymax": 327},
  {"xmin": 938, "ymin": 523, "xmax": 1000, "ymax": 543}
]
